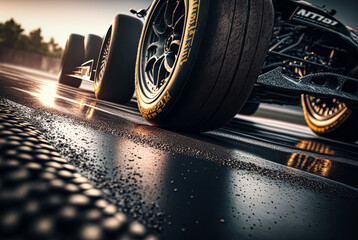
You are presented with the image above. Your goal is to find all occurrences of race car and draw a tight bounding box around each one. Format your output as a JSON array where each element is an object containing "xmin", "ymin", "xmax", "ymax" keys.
[{"xmin": 58, "ymin": 0, "xmax": 358, "ymax": 142}]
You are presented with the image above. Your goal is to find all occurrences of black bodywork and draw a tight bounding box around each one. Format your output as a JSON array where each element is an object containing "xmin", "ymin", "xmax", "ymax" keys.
[
  {"xmin": 84, "ymin": 0, "xmax": 358, "ymax": 107},
  {"xmin": 250, "ymin": 0, "xmax": 358, "ymax": 106}
]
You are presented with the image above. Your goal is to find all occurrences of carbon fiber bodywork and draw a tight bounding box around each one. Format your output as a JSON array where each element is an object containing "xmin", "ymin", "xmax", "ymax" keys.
[{"xmin": 252, "ymin": 0, "xmax": 358, "ymax": 106}]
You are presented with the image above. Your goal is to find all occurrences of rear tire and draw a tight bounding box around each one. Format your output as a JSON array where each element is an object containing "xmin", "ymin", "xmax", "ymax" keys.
[
  {"xmin": 84, "ymin": 34, "xmax": 103, "ymax": 77},
  {"xmin": 301, "ymin": 67, "xmax": 358, "ymax": 142},
  {"xmin": 135, "ymin": 0, "xmax": 274, "ymax": 132},
  {"xmin": 58, "ymin": 34, "xmax": 84, "ymax": 88},
  {"xmin": 94, "ymin": 15, "xmax": 143, "ymax": 103}
]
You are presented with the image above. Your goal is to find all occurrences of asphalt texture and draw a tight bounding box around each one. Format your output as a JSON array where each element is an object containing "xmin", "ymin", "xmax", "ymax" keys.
[
  {"xmin": 0, "ymin": 63, "xmax": 357, "ymax": 240},
  {"xmin": 0, "ymin": 103, "xmax": 152, "ymax": 240}
]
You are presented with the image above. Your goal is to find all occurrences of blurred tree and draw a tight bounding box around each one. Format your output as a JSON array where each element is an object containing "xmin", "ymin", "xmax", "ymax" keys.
[
  {"xmin": 0, "ymin": 18, "xmax": 24, "ymax": 48},
  {"xmin": 15, "ymin": 34, "xmax": 30, "ymax": 50},
  {"xmin": 27, "ymin": 28, "xmax": 49, "ymax": 55},
  {"xmin": 28, "ymin": 28, "xmax": 43, "ymax": 52},
  {"xmin": 48, "ymin": 37, "xmax": 63, "ymax": 58},
  {"xmin": 0, "ymin": 18, "xmax": 63, "ymax": 58}
]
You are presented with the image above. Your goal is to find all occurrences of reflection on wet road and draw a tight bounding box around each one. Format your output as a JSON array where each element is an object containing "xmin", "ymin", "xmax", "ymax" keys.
[
  {"xmin": 0, "ymin": 63, "xmax": 357, "ymax": 239},
  {"xmin": 288, "ymin": 140, "xmax": 334, "ymax": 177}
]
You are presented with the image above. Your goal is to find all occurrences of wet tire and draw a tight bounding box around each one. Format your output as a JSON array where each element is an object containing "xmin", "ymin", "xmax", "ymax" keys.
[
  {"xmin": 301, "ymin": 67, "xmax": 358, "ymax": 142},
  {"xmin": 84, "ymin": 34, "xmax": 103, "ymax": 75},
  {"xmin": 94, "ymin": 15, "xmax": 143, "ymax": 103},
  {"xmin": 135, "ymin": 0, "xmax": 274, "ymax": 132},
  {"xmin": 239, "ymin": 102, "xmax": 260, "ymax": 115},
  {"xmin": 58, "ymin": 34, "xmax": 84, "ymax": 88}
]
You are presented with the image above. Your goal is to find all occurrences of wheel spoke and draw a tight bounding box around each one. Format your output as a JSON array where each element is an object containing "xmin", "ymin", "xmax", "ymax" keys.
[
  {"xmin": 147, "ymin": 42, "xmax": 159, "ymax": 51},
  {"xmin": 152, "ymin": 23, "xmax": 165, "ymax": 37},
  {"xmin": 169, "ymin": 39, "xmax": 180, "ymax": 53},
  {"xmin": 145, "ymin": 55, "xmax": 157, "ymax": 73},
  {"xmin": 164, "ymin": 0, "xmax": 174, "ymax": 28},
  {"xmin": 156, "ymin": 58, "xmax": 167, "ymax": 87},
  {"xmin": 173, "ymin": 14, "xmax": 184, "ymax": 34},
  {"xmin": 147, "ymin": 41, "xmax": 164, "ymax": 57},
  {"xmin": 164, "ymin": 52, "xmax": 175, "ymax": 72},
  {"xmin": 172, "ymin": 0, "xmax": 184, "ymax": 28},
  {"xmin": 153, "ymin": 55, "xmax": 165, "ymax": 86}
]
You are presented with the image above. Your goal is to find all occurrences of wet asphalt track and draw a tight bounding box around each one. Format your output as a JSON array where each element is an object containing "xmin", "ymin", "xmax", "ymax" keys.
[{"xmin": 0, "ymin": 63, "xmax": 357, "ymax": 239}]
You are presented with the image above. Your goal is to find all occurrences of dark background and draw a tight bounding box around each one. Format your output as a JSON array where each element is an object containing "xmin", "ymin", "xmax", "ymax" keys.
[{"xmin": 299, "ymin": 0, "xmax": 358, "ymax": 30}]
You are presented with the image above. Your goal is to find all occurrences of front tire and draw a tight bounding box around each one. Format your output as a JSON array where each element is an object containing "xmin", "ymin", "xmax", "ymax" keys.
[
  {"xmin": 135, "ymin": 0, "xmax": 274, "ymax": 132},
  {"xmin": 58, "ymin": 34, "xmax": 84, "ymax": 88}
]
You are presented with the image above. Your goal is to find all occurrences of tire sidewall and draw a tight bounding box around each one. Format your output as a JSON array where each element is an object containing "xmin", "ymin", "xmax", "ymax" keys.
[
  {"xmin": 94, "ymin": 26, "xmax": 112, "ymax": 96},
  {"xmin": 95, "ymin": 21, "xmax": 123, "ymax": 96}
]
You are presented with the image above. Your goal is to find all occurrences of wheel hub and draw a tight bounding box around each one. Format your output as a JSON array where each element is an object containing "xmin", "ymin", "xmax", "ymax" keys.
[
  {"xmin": 139, "ymin": 0, "xmax": 185, "ymax": 98},
  {"xmin": 306, "ymin": 95, "xmax": 348, "ymax": 121},
  {"xmin": 165, "ymin": 35, "xmax": 174, "ymax": 53}
]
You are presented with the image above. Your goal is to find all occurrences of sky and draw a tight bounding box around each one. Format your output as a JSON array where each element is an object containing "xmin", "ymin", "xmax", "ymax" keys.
[
  {"xmin": 0, "ymin": 0, "xmax": 357, "ymax": 48},
  {"xmin": 0, "ymin": 0, "xmax": 151, "ymax": 48}
]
